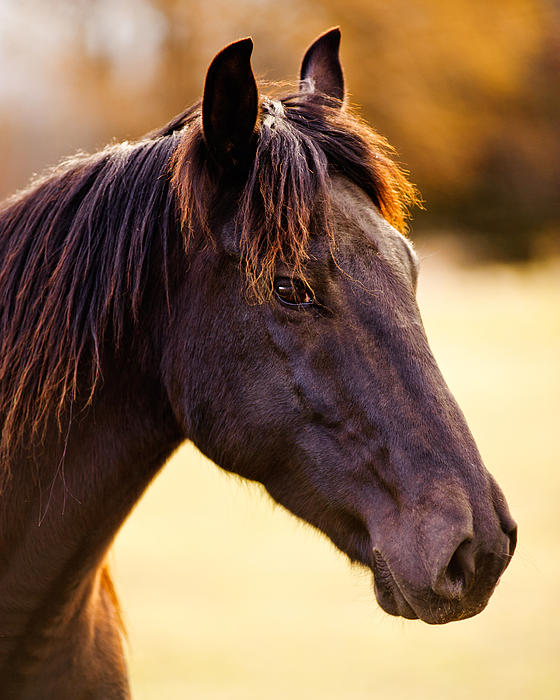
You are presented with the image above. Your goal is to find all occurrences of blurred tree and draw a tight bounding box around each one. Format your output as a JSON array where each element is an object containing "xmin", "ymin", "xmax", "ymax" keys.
[
  {"xmin": 0, "ymin": 0, "xmax": 558, "ymax": 258},
  {"xmin": 316, "ymin": 0, "xmax": 559, "ymax": 257}
]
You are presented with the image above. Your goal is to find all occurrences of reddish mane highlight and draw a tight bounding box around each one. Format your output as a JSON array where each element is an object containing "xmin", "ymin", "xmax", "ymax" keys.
[{"xmin": 171, "ymin": 89, "xmax": 420, "ymax": 297}]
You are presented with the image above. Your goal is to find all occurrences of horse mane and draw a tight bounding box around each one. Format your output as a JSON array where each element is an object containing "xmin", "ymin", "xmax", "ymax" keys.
[
  {"xmin": 0, "ymin": 86, "xmax": 419, "ymax": 471},
  {"xmin": 171, "ymin": 91, "xmax": 419, "ymax": 294}
]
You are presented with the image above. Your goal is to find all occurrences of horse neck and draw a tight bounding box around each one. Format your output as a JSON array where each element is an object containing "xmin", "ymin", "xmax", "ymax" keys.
[{"xmin": 0, "ymin": 352, "xmax": 183, "ymax": 697}]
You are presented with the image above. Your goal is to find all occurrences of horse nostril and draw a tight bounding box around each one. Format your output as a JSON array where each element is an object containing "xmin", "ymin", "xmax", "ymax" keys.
[{"xmin": 432, "ymin": 538, "xmax": 475, "ymax": 600}]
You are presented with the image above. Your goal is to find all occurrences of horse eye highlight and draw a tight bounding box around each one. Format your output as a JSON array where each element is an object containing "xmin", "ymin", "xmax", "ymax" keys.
[{"xmin": 273, "ymin": 278, "xmax": 315, "ymax": 308}]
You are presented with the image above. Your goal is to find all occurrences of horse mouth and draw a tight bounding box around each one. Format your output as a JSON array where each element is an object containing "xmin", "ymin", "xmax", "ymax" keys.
[
  {"xmin": 371, "ymin": 550, "xmax": 488, "ymax": 624},
  {"xmin": 371, "ymin": 550, "xmax": 419, "ymax": 620}
]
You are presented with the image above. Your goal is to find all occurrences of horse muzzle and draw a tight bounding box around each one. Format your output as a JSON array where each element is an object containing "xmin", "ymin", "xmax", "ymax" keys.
[{"xmin": 369, "ymin": 505, "xmax": 517, "ymax": 624}]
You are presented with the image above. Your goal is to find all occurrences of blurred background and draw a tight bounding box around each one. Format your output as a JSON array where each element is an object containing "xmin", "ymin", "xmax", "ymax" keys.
[
  {"xmin": 1, "ymin": 0, "xmax": 558, "ymax": 698},
  {"xmin": 1, "ymin": 0, "xmax": 559, "ymax": 258}
]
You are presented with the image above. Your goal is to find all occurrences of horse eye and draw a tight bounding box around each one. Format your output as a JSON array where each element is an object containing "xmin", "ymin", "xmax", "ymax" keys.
[{"xmin": 274, "ymin": 278, "xmax": 315, "ymax": 308}]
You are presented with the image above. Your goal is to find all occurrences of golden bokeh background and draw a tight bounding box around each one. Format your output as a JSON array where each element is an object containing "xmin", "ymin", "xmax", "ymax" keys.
[{"xmin": 0, "ymin": 1, "xmax": 558, "ymax": 697}]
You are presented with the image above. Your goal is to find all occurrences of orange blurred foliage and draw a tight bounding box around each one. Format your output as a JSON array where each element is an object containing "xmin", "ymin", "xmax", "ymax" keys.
[{"xmin": 0, "ymin": 0, "xmax": 558, "ymax": 257}]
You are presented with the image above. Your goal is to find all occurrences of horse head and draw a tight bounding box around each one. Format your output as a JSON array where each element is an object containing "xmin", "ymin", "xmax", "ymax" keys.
[{"xmin": 163, "ymin": 30, "xmax": 517, "ymax": 624}]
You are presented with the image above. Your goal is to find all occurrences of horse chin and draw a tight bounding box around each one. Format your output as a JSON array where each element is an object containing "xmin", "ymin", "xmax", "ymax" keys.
[{"xmin": 372, "ymin": 575, "xmax": 419, "ymax": 621}]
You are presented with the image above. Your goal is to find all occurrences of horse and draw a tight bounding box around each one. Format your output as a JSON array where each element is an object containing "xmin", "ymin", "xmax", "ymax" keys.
[{"xmin": 0, "ymin": 28, "xmax": 516, "ymax": 698}]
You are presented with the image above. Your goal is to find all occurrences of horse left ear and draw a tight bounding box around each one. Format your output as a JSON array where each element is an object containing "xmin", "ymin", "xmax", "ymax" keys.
[
  {"xmin": 300, "ymin": 27, "xmax": 345, "ymax": 104},
  {"xmin": 202, "ymin": 38, "xmax": 259, "ymax": 166}
]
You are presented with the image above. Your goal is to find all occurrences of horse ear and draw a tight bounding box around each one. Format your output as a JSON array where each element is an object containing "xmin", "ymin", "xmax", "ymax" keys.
[
  {"xmin": 300, "ymin": 27, "xmax": 345, "ymax": 104},
  {"xmin": 202, "ymin": 38, "xmax": 259, "ymax": 166}
]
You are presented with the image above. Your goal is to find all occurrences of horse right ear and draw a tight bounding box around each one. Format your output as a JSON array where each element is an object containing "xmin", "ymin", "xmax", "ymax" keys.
[
  {"xmin": 300, "ymin": 28, "xmax": 345, "ymax": 104},
  {"xmin": 202, "ymin": 38, "xmax": 259, "ymax": 168}
]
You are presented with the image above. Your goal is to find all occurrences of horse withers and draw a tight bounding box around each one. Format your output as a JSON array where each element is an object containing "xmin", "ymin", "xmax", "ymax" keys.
[{"xmin": 0, "ymin": 29, "xmax": 516, "ymax": 698}]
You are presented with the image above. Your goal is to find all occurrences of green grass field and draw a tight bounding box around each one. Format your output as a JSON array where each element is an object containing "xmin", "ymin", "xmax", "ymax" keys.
[{"xmin": 113, "ymin": 249, "xmax": 560, "ymax": 699}]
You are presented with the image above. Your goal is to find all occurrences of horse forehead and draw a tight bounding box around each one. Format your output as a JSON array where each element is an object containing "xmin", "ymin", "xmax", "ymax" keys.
[{"xmin": 328, "ymin": 176, "xmax": 416, "ymax": 262}]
